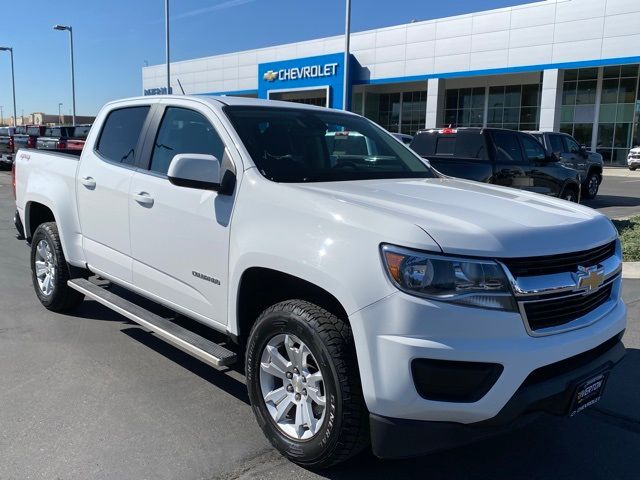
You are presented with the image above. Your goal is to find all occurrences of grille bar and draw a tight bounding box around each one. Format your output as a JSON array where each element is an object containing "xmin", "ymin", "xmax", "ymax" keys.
[
  {"xmin": 522, "ymin": 283, "xmax": 613, "ymax": 331},
  {"xmin": 501, "ymin": 241, "xmax": 616, "ymax": 278}
]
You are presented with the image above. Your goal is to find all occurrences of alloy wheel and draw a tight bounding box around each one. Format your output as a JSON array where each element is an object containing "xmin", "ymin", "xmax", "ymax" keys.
[
  {"xmin": 34, "ymin": 239, "xmax": 56, "ymax": 296},
  {"xmin": 259, "ymin": 334, "xmax": 327, "ymax": 440}
]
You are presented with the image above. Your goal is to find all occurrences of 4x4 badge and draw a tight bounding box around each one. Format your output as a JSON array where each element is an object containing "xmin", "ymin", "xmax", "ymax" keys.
[{"xmin": 575, "ymin": 265, "xmax": 605, "ymax": 292}]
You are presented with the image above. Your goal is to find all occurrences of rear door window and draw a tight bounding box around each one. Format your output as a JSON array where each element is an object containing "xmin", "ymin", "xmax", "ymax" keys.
[
  {"xmin": 563, "ymin": 135, "xmax": 581, "ymax": 154},
  {"xmin": 521, "ymin": 135, "xmax": 547, "ymax": 162},
  {"xmin": 96, "ymin": 106, "xmax": 150, "ymax": 165},
  {"xmin": 491, "ymin": 130, "xmax": 524, "ymax": 163}
]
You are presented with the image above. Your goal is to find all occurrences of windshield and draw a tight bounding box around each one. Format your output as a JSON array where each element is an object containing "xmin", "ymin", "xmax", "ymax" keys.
[{"xmin": 224, "ymin": 106, "xmax": 434, "ymax": 182}]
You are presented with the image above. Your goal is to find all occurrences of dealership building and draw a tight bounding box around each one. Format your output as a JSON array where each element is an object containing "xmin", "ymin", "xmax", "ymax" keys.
[{"xmin": 143, "ymin": 0, "xmax": 640, "ymax": 164}]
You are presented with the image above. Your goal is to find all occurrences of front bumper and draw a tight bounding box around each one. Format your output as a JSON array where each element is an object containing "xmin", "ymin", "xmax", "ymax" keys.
[
  {"xmin": 628, "ymin": 157, "xmax": 640, "ymax": 167},
  {"xmin": 369, "ymin": 332, "xmax": 625, "ymax": 458},
  {"xmin": 349, "ymin": 280, "xmax": 625, "ymax": 423}
]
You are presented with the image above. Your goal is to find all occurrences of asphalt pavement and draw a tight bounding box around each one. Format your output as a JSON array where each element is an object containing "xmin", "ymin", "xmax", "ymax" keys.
[
  {"xmin": 0, "ymin": 170, "xmax": 639, "ymax": 480},
  {"xmin": 583, "ymin": 170, "xmax": 640, "ymax": 219}
]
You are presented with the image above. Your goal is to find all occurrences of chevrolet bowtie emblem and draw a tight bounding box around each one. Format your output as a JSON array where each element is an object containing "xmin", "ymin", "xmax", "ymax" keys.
[
  {"xmin": 575, "ymin": 265, "xmax": 605, "ymax": 292},
  {"xmin": 263, "ymin": 70, "xmax": 278, "ymax": 82}
]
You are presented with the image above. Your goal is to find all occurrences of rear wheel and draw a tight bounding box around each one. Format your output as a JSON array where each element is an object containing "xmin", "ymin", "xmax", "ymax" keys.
[
  {"xmin": 30, "ymin": 222, "xmax": 85, "ymax": 312},
  {"xmin": 582, "ymin": 172, "xmax": 600, "ymax": 199},
  {"xmin": 245, "ymin": 300, "xmax": 368, "ymax": 468},
  {"xmin": 630, "ymin": 166, "xmax": 637, "ymax": 171}
]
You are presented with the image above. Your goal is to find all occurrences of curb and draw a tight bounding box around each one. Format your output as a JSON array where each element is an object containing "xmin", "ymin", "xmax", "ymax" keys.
[{"xmin": 622, "ymin": 262, "xmax": 640, "ymax": 279}]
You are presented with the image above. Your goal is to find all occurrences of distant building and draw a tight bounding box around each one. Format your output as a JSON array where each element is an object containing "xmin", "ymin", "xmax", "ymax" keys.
[{"xmin": 5, "ymin": 113, "xmax": 95, "ymax": 127}]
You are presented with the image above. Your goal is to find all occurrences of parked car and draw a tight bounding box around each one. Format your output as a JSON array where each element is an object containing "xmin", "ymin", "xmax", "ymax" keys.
[
  {"xmin": 15, "ymin": 96, "xmax": 625, "ymax": 467},
  {"xmin": 527, "ymin": 131, "xmax": 603, "ymax": 199},
  {"xmin": 391, "ymin": 132, "xmax": 413, "ymax": 145},
  {"xmin": 0, "ymin": 126, "xmax": 16, "ymax": 169},
  {"xmin": 628, "ymin": 146, "xmax": 640, "ymax": 170},
  {"xmin": 410, "ymin": 127, "xmax": 582, "ymax": 202},
  {"xmin": 13, "ymin": 125, "xmax": 46, "ymax": 151},
  {"xmin": 36, "ymin": 124, "xmax": 91, "ymax": 152}
]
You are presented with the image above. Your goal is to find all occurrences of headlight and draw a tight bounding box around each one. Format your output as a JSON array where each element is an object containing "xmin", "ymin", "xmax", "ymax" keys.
[{"xmin": 381, "ymin": 244, "xmax": 516, "ymax": 311}]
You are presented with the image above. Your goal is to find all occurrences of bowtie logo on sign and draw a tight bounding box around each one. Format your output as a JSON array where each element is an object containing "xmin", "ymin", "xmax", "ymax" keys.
[
  {"xmin": 263, "ymin": 62, "xmax": 339, "ymax": 82},
  {"xmin": 263, "ymin": 70, "xmax": 278, "ymax": 82}
]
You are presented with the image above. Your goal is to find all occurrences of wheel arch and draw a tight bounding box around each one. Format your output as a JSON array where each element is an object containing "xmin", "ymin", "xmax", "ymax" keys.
[
  {"xmin": 234, "ymin": 267, "xmax": 350, "ymax": 343},
  {"xmin": 24, "ymin": 201, "xmax": 56, "ymax": 240}
]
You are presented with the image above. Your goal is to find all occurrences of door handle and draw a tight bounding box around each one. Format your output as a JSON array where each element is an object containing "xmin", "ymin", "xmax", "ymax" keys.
[
  {"xmin": 80, "ymin": 176, "xmax": 96, "ymax": 189},
  {"xmin": 133, "ymin": 191, "xmax": 154, "ymax": 207}
]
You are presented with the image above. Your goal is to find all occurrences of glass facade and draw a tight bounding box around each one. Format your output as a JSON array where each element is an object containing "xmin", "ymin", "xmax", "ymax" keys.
[
  {"xmin": 400, "ymin": 91, "xmax": 427, "ymax": 135},
  {"xmin": 443, "ymin": 87, "xmax": 485, "ymax": 127},
  {"xmin": 362, "ymin": 90, "xmax": 427, "ymax": 135},
  {"xmin": 561, "ymin": 64, "xmax": 640, "ymax": 164},
  {"xmin": 596, "ymin": 65, "xmax": 639, "ymax": 164},
  {"xmin": 486, "ymin": 84, "xmax": 541, "ymax": 130},
  {"xmin": 560, "ymin": 67, "xmax": 598, "ymax": 146},
  {"xmin": 442, "ymin": 84, "xmax": 541, "ymax": 130}
]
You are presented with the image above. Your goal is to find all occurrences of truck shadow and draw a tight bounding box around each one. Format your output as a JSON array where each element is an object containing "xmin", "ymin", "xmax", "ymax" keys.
[
  {"xmin": 321, "ymin": 349, "xmax": 640, "ymax": 480},
  {"xmin": 583, "ymin": 194, "xmax": 640, "ymax": 209}
]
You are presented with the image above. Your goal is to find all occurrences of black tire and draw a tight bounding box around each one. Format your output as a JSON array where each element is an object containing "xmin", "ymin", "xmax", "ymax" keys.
[
  {"xmin": 560, "ymin": 185, "xmax": 579, "ymax": 203},
  {"xmin": 582, "ymin": 172, "xmax": 601, "ymax": 199},
  {"xmin": 245, "ymin": 300, "xmax": 369, "ymax": 469},
  {"xmin": 630, "ymin": 166, "xmax": 637, "ymax": 171},
  {"xmin": 30, "ymin": 222, "xmax": 85, "ymax": 312}
]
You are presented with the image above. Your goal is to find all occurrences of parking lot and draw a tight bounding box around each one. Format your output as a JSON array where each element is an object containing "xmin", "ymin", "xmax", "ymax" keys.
[{"xmin": 0, "ymin": 168, "xmax": 639, "ymax": 480}]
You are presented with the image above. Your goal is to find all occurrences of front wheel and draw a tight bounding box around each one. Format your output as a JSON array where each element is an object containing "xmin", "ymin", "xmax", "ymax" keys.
[
  {"xmin": 30, "ymin": 222, "xmax": 85, "ymax": 312},
  {"xmin": 560, "ymin": 186, "xmax": 579, "ymax": 203},
  {"xmin": 582, "ymin": 173, "xmax": 600, "ymax": 199},
  {"xmin": 245, "ymin": 300, "xmax": 368, "ymax": 468}
]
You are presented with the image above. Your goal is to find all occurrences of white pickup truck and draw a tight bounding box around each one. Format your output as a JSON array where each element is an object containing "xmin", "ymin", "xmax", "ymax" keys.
[{"xmin": 15, "ymin": 95, "xmax": 626, "ymax": 468}]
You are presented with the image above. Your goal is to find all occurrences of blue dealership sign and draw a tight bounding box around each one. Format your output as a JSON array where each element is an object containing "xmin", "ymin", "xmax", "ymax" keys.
[{"xmin": 258, "ymin": 53, "xmax": 350, "ymax": 109}]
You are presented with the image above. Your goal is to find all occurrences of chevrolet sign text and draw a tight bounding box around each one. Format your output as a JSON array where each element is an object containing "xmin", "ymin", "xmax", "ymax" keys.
[{"xmin": 263, "ymin": 62, "xmax": 339, "ymax": 82}]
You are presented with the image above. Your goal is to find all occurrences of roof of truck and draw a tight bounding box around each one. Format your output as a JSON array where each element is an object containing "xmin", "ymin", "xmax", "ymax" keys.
[{"xmin": 108, "ymin": 94, "xmax": 355, "ymax": 114}]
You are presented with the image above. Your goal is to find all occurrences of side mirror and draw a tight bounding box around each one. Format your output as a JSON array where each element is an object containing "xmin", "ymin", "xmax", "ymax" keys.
[
  {"xmin": 580, "ymin": 145, "xmax": 589, "ymax": 158},
  {"xmin": 168, "ymin": 154, "xmax": 221, "ymax": 191},
  {"xmin": 547, "ymin": 152, "xmax": 561, "ymax": 162}
]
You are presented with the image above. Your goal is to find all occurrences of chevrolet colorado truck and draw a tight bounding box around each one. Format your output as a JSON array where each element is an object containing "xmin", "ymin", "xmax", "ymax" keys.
[{"xmin": 15, "ymin": 96, "xmax": 626, "ymax": 468}]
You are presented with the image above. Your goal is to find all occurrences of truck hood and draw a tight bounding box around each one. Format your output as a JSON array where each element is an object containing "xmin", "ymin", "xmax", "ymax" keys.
[{"xmin": 295, "ymin": 177, "xmax": 616, "ymax": 258}]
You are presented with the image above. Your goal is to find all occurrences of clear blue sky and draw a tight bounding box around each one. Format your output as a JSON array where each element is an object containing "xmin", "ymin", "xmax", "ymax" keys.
[{"xmin": 0, "ymin": 0, "xmax": 533, "ymax": 118}]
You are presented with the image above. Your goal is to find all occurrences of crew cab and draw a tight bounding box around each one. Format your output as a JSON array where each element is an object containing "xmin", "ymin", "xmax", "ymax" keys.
[
  {"xmin": 0, "ymin": 126, "xmax": 16, "ymax": 168},
  {"xmin": 36, "ymin": 125, "xmax": 91, "ymax": 152},
  {"xmin": 527, "ymin": 131, "xmax": 604, "ymax": 199},
  {"xmin": 14, "ymin": 96, "xmax": 626, "ymax": 468},
  {"xmin": 410, "ymin": 127, "xmax": 582, "ymax": 202}
]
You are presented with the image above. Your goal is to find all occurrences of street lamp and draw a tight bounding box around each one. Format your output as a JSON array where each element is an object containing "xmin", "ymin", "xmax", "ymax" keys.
[
  {"xmin": 343, "ymin": 0, "xmax": 351, "ymax": 111},
  {"xmin": 0, "ymin": 46, "xmax": 17, "ymax": 128},
  {"xmin": 165, "ymin": 0, "xmax": 171, "ymax": 93},
  {"xmin": 53, "ymin": 25, "xmax": 76, "ymax": 125},
  {"xmin": 58, "ymin": 102, "xmax": 63, "ymax": 124}
]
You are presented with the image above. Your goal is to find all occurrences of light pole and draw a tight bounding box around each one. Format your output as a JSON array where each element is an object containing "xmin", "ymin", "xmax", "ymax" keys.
[
  {"xmin": 165, "ymin": 0, "xmax": 171, "ymax": 93},
  {"xmin": 0, "ymin": 106, "xmax": 3, "ymax": 126},
  {"xmin": 53, "ymin": 25, "xmax": 76, "ymax": 125},
  {"xmin": 342, "ymin": 0, "xmax": 351, "ymax": 111},
  {"xmin": 58, "ymin": 103, "xmax": 63, "ymax": 124},
  {"xmin": 0, "ymin": 46, "xmax": 17, "ymax": 128}
]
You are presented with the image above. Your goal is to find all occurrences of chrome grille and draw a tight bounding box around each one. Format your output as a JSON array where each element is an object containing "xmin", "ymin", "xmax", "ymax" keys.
[
  {"xmin": 500, "ymin": 241, "xmax": 616, "ymax": 277},
  {"xmin": 522, "ymin": 283, "xmax": 613, "ymax": 332}
]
